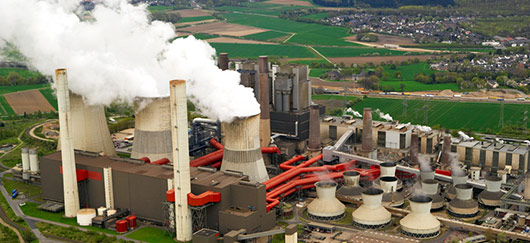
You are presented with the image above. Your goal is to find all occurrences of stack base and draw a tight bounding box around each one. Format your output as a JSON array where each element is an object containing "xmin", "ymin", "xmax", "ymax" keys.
[
  {"xmin": 353, "ymin": 220, "xmax": 391, "ymax": 229},
  {"xmin": 307, "ymin": 212, "xmax": 345, "ymax": 221},
  {"xmin": 400, "ymin": 229, "xmax": 440, "ymax": 239}
]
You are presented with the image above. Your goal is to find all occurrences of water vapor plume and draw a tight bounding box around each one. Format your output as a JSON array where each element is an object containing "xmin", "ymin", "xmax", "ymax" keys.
[
  {"xmin": 0, "ymin": 0, "xmax": 259, "ymax": 122},
  {"xmin": 458, "ymin": 131, "xmax": 473, "ymax": 141},
  {"xmin": 344, "ymin": 107, "xmax": 362, "ymax": 118},
  {"xmin": 450, "ymin": 152, "xmax": 465, "ymax": 176},
  {"xmin": 374, "ymin": 109, "xmax": 393, "ymax": 121},
  {"xmin": 418, "ymin": 154, "xmax": 432, "ymax": 172},
  {"xmin": 415, "ymin": 125, "xmax": 432, "ymax": 132}
]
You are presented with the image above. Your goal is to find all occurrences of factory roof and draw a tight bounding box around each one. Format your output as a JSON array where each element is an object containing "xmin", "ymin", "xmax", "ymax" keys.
[{"xmin": 455, "ymin": 141, "xmax": 530, "ymax": 155}]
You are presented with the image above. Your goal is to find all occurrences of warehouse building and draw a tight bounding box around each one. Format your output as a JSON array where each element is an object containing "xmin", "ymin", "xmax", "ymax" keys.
[{"xmin": 454, "ymin": 141, "xmax": 530, "ymax": 174}]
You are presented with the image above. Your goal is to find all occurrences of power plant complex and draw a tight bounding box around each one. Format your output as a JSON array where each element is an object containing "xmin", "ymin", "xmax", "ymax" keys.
[{"xmin": 25, "ymin": 53, "xmax": 530, "ymax": 243}]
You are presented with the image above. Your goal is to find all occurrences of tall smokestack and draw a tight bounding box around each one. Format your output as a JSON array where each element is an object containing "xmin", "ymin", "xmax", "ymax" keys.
[
  {"xmin": 410, "ymin": 133, "xmax": 419, "ymax": 165},
  {"xmin": 218, "ymin": 53, "xmax": 229, "ymax": 71},
  {"xmin": 221, "ymin": 114, "xmax": 269, "ymax": 182},
  {"xmin": 308, "ymin": 104, "xmax": 321, "ymax": 151},
  {"xmin": 440, "ymin": 134, "xmax": 451, "ymax": 166},
  {"xmin": 362, "ymin": 108, "xmax": 373, "ymax": 152},
  {"xmin": 59, "ymin": 93, "xmax": 116, "ymax": 156},
  {"xmin": 258, "ymin": 56, "xmax": 271, "ymax": 148},
  {"xmin": 56, "ymin": 69, "xmax": 80, "ymax": 218},
  {"xmin": 131, "ymin": 97, "xmax": 173, "ymax": 162},
  {"xmin": 169, "ymin": 80, "xmax": 192, "ymax": 241}
]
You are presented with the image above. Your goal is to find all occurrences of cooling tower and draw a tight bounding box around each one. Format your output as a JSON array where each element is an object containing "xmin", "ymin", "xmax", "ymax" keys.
[
  {"xmin": 169, "ymin": 80, "xmax": 192, "ymax": 241},
  {"xmin": 410, "ymin": 133, "xmax": 419, "ymax": 165},
  {"xmin": 307, "ymin": 181, "xmax": 345, "ymax": 220},
  {"xmin": 446, "ymin": 174, "xmax": 467, "ymax": 200},
  {"xmin": 420, "ymin": 169, "xmax": 435, "ymax": 180},
  {"xmin": 380, "ymin": 176, "xmax": 404, "ymax": 208},
  {"xmin": 440, "ymin": 135, "xmax": 451, "ymax": 166},
  {"xmin": 258, "ymin": 56, "xmax": 271, "ymax": 148},
  {"xmin": 448, "ymin": 184, "xmax": 478, "ymax": 218},
  {"xmin": 361, "ymin": 108, "xmax": 373, "ymax": 152},
  {"xmin": 400, "ymin": 196, "xmax": 441, "ymax": 238},
  {"xmin": 221, "ymin": 114, "xmax": 269, "ymax": 182},
  {"xmin": 421, "ymin": 179, "xmax": 444, "ymax": 211},
  {"xmin": 58, "ymin": 93, "xmax": 116, "ymax": 156},
  {"xmin": 56, "ymin": 68, "xmax": 80, "ymax": 217},
  {"xmin": 29, "ymin": 148, "xmax": 39, "ymax": 174},
  {"xmin": 131, "ymin": 97, "xmax": 173, "ymax": 162},
  {"xmin": 308, "ymin": 104, "xmax": 321, "ymax": 151},
  {"xmin": 218, "ymin": 53, "xmax": 229, "ymax": 71},
  {"xmin": 374, "ymin": 162, "xmax": 403, "ymax": 191},
  {"xmin": 21, "ymin": 147, "xmax": 30, "ymax": 172},
  {"xmin": 352, "ymin": 188, "xmax": 391, "ymax": 229},
  {"xmin": 478, "ymin": 176, "xmax": 503, "ymax": 207},
  {"xmin": 337, "ymin": 171, "xmax": 363, "ymax": 200}
]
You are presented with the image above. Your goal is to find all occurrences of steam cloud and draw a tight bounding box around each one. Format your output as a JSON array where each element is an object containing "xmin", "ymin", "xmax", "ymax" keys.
[
  {"xmin": 344, "ymin": 107, "xmax": 362, "ymax": 118},
  {"xmin": 374, "ymin": 109, "xmax": 393, "ymax": 121},
  {"xmin": 458, "ymin": 131, "xmax": 473, "ymax": 141},
  {"xmin": 415, "ymin": 125, "xmax": 432, "ymax": 132},
  {"xmin": 418, "ymin": 154, "xmax": 432, "ymax": 172},
  {"xmin": 449, "ymin": 152, "xmax": 465, "ymax": 176},
  {"xmin": 0, "ymin": 0, "xmax": 260, "ymax": 122}
]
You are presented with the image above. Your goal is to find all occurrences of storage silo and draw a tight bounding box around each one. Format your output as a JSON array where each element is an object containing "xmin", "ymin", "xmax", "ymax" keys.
[
  {"xmin": 446, "ymin": 174, "xmax": 467, "ymax": 200},
  {"xmin": 21, "ymin": 147, "xmax": 30, "ymax": 172},
  {"xmin": 478, "ymin": 176, "xmax": 503, "ymax": 207},
  {"xmin": 380, "ymin": 176, "xmax": 404, "ymax": 208},
  {"xmin": 448, "ymin": 184, "xmax": 478, "ymax": 218},
  {"xmin": 352, "ymin": 188, "xmax": 391, "ymax": 229},
  {"xmin": 29, "ymin": 148, "xmax": 39, "ymax": 174},
  {"xmin": 220, "ymin": 114, "xmax": 269, "ymax": 183},
  {"xmin": 421, "ymin": 179, "xmax": 444, "ymax": 211},
  {"xmin": 307, "ymin": 181, "xmax": 345, "ymax": 220},
  {"xmin": 400, "ymin": 195, "xmax": 441, "ymax": 238},
  {"xmin": 131, "ymin": 97, "xmax": 173, "ymax": 162},
  {"xmin": 336, "ymin": 171, "xmax": 364, "ymax": 201}
]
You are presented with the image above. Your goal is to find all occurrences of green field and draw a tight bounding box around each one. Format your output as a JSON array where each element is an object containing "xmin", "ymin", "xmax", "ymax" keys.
[
  {"xmin": 384, "ymin": 62, "xmax": 433, "ymax": 82},
  {"xmin": 126, "ymin": 227, "xmax": 175, "ymax": 243},
  {"xmin": 217, "ymin": 5, "xmax": 286, "ymax": 16},
  {"xmin": 189, "ymin": 33, "xmax": 218, "ymax": 40},
  {"xmin": 313, "ymin": 96, "xmax": 530, "ymax": 132},
  {"xmin": 0, "ymin": 68, "xmax": 40, "ymax": 78},
  {"xmin": 243, "ymin": 31, "xmax": 290, "ymax": 41},
  {"xmin": 147, "ymin": 5, "xmax": 174, "ymax": 12},
  {"xmin": 0, "ymin": 96, "xmax": 14, "ymax": 115},
  {"xmin": 21, "ymin": 202, "xmax": 118, "ymax": 235},
  {"xmin": 314, "ymin": 46, "xmax": 411, "ymax": 57},
  {"xmin": 309, "ymin": 68, "xmax": 331, "ymax": 77},
  {"xmin": 380, "ymin": 81, "xmax": 460, "ymax": 91},
  {"xmin": 287, "ymin": 58, "xmax": 330, "ymax": 65},
  {"xmin": 209, "ymin": 43, "xmax": 315, "ymax": 58},
  {"xmin": 221, "ymin": 13, "xmax": 359, "ymax": 46},
  {"xmin": 2, "ymin": 174, "xmax": 41, "ymax": 197},
  {"xmin": 304, "ymin": 13, "xmax": 329, "ymax": 20},
  {"xmin": 178, "ymin": 16, "xmax": 215, "ymax": 23},
  {"xmin": 0, "ymin": 84, "xmax": 49, "ymax": 95},
  {"xmin": 40, "ymin": 87, "xmax": 58, "ymax": 110}
]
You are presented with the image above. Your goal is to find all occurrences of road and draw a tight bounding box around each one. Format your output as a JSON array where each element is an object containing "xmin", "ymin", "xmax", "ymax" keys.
[{"xmin": 28, "ymin": 119, "xmax": 57, "ymax": 142}]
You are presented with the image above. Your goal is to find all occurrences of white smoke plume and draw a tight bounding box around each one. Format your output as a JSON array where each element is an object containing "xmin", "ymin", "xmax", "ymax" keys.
[
  {"xmin": 458, "ymin": 131, "xmax": 473, "ymax": 141},
  {"xmin": 344, "ymin": 107, "xmax": 362, "ymax": 118},
  {"xmin": 0, "ymin": 0, "xmax": 260, "ymax": 122},
  {"xmin": 415, "ymin": 125, "xmax": 432, "ymax": 132},
  {"xmin": 449, "ymin": 152, "xmax": 465, "ymax": 177},
  {"xmin": 418, "ymin": 154, "xmax": 432, "ymax": 172},
  {"xmin": 374, "ymin": 109, "xmax": 393, "ymax": 121}
]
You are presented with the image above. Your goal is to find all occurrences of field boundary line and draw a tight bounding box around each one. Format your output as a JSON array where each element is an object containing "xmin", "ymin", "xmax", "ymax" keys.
[
  {"xmin": 307, "ymin": 46, "xmax": 334, "ymax": 65},
  {"xmin": 282, "ymin": 33, "xmax": 296, "ymax": 43}
]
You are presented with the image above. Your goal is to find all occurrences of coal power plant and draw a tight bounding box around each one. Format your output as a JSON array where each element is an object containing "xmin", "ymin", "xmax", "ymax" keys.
[{"xmin": 34, "ymin": 54, "xmax": 530, "ymax": 243}]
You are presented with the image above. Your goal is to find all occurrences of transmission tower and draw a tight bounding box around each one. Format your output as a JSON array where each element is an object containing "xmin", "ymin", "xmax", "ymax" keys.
[
  {"xmin": 402, "ymin": 98, "xmax": 408, "ymax": 116},
  {"xmin": 423, "ymin": 101, "xmax": 429, "ymax": 124},
  {"xmin": 498, "ymin": 100, "xmax": 504, "ymax": 128},
  {"xmin": 524, "ymin": 110, "xmax": 528, "ymax": 135}
]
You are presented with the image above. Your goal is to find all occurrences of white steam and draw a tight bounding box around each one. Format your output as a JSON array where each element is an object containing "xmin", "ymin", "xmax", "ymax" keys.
[
  {"xmin": 415, "ymin": 125, "xmax": 432, "ymax": 132},
  {"xmin": 0, "ymin": 0, "xmax": 260, "ymax": 122},
  {"xmin": 374, "ymin": 109, "xmax": 393, "ymax": 121},
  {"xmin": 458, "ymin": 131, "xmax": 473, "ymax": 141},
  {"xmin": 450, "ymin": 152, "xmax": 465, "ymax": 177},
  {"xmin": 418, "ymin": 154, "xmax": 432, "ymax": 172},
  {"xmin": 344, "ymin": 107, "xmax": 362, "ymax": 118}
]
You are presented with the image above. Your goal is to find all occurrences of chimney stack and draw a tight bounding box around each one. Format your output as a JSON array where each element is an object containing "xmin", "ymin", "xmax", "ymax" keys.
[
  {"xmin": 440, "ymin": 134, "xmax": 451, "ymax": 166},
  {"xmin": 169, "ymin": 80, "xmax": 192, "ymax": 241},
  {"xmin": 308, "ymin": 104, "xmax": 321, "ymax": 151},
  {"xmin": 258, "ymin": 56, "xmax": 271, "ymax": 148},
  {"xmin": 221, "ymin": 114, "xmax": 269, "ymax": 182},
  {"xmin": 56, "ymin": 69, "xmax": 80, "ymax": 217},
  {"xmin": 218, "ymin": 53, "xmax": 229, "ymax": 71},
  {"xmin": 131, "ymin": 97, "xmax": 173, "ymax": 162},
  {"xmin": 361, "ymin": 108, "xmax": 373, "ymax": 152},
  {"xmin": 410, "ymin": 133, "xmax": 419, "ymax": 165}
]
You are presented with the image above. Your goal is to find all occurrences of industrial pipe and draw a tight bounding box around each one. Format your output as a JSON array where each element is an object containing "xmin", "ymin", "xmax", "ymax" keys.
[
  {"xmin": 209, "ymin": 138, "xmax": 224, "ymax": 150},
  {"xmin": 151, "ymin": 158, "xmax": 170, "ymax": 165},
  {"xmin": 279, "ymin": 155, "xmax": 306, "ymax": 170}
]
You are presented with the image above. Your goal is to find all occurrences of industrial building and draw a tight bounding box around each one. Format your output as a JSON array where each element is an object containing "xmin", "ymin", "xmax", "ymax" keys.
[{"xmin": 454, "ymin": 140, "xmax": 530, "ymax": 174}]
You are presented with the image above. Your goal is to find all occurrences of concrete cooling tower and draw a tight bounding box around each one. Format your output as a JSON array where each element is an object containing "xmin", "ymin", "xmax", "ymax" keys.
[
  {"xmin": 336, "ymin": 171, "xmax": 363, "ymax": 201},
  {"xmin": 421, "ymin": 179, "xmax": 444, "ymax": 211},
  {"xmin": 380, "ymin": 176, "xmax": 404, "ymax": 208},
  {"xmin": 478, "ymin": 176, "xmax": 504, "ymax": 207},
  {"xmin": 446, "ymin": 174, "xmax": 467, "ymax": 200},
  {"xmin": 420, "ymin": 169, "xmax": 435, "ymax": 180},
  {"xmin": 352, "ymin": 188, "xmax": 391, "ymax": 229},
  {"xmin": 448, "ymin": 184, "xmax": 478, "ymax": 218},
  {"xmin": 220, "ymin": 114, "xmax": 269, "ymax": 183},
  {"xmin": 400, "ymin": 195, "xmax": 441, "ymax": 238},
  {"xmin": 374, "ymin": 162, "xmax": 403, "ymax": 191},
  {"xmin": 58, "ymin": 93, "xmax": 116, "ymax": 156},
  {"xmin": 307, "ymin": 181, "xmax": 345, "ymax": 221},
  {"xmin": 131, "ymin": 97, "xmax": 173, "ymax": 162}
]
